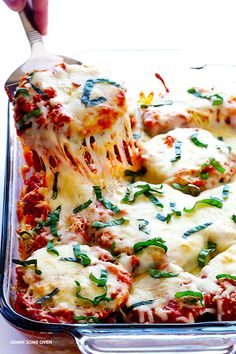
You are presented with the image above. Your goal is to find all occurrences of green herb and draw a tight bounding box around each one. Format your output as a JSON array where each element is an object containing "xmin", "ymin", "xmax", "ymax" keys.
[
  {"xmin": 75, "ymin": 280, "xmax": 112, "ymax": 305},
  {"xmin": 121, "ymin": 183, "xmax": 163, "ymax": 204},
  {"xmin": 133, "ymin": 237, "xmax": 167, "ymax": 254},
  {"xmin": 149, "ymin": 269, "xmax": 179, "ymax": 279},
  {"xmin": 14, "ymin": 88, "xmax": 29, "ymax": 98},
  {"xmin": 218, "ymin": 137, "xmax": 224, "ymax": 141},
  {"xmin": 27, "ymin": 73, "xmax": 48, "ymax": 98},
  {"xmin": 232, "ymin": 215, "xmax": 236, "ymax": 223},
  {"xmin": 47, "ymin": 239, "xmax": 59, "ymax": 256},
  {"xmin": 36, "ymin": 288, "xmax": 60, "ymax": 305},
  {"xmin": 137, "ymin": 219, "xmax": 150, "ymax": 235},
  {"xmin": 125, "ymin": 167, "xmax": 146, "ymax": 182},
  {"xmin": 16, "ymin": 108, "xmax": 41, "ymax": 130},
  {"xmin": 73, "ymin": 245, "xmax": 91, "ymax": 266},
  {"xmin": 93, "ymin": 186, "xmax": 120, "ymax": 214},
  {"xmin": 175, "ymin": 290, "xmax": 204, "ymax": 305},
  {"xmin": 216, "ymin": 274, "xmax": 236, "ymax": 281},
  {"xmin": 133, "ymin": 133, "xmax": 141, "ymax": 139},
  {"xmin": 183, "ymin": 197, "xmax": 223, "ymax": 214},
  {"xmin": 171, "ymin": 140, "xmax": 182, "ymax": 162},
  {"xmin": 170, "ymin": 202, "xmax": 181, "ymax": 216},
  {"xmin": 73, "ymin": 199, "xmax": 92, "ymax": 214},
  {"xmin": 187, "ymin": 87, "xmax": 223, "ymax": 106},
  {"xmin": 222, "ymin": 185, "xmax": 230, "ymax": 200},
  {"xmin": 19, "ymin": 231, "xmax": 32, "ymax": 240},
  {"xmin": 81, "ymin": 78, "xmax": 123, "ymax": 107},
  {"xmin": 199, "ymin": 163, "xmax": 210, "ymax": 180},
  {"xmin": 190, "ymin": 133, "xmax": 208, "ymax": 148},
  {"xmin": 46, "ymin": 206, "xmax": 61, "ymax": 237},
  {"xmin": 33, "ymin": 220, "xmax": 45, "ymax": 234},
  {"xmin": 172, "ymin": 183, "xmax": 201, "ymax": 197},
  {"xmin": 89, "ymin": 269, "xmax": 108, "ymax": 287},
  {"xmin": 210, "ymin": 158, "xmax": 225, "ymax": 174},
  {"xmin": 140, "ymin": 100, "xmax": 173, "ymax": 109},
  {"xmin": 92, "ymin": 217, "xmax": 129, "ymax": 229},
  {"xmin": 198, "ymin": 242, "xmax": 216, "ymax": 268},
  {"xmin": 12, "ymin": 259, "xmax": 42, "ymax": 275},
  {"xmin": 52, "ymin": 172, "xmax": 59, "ymax": 200},
  {"xmin": 127, "ymin": 300, "xmax": 155, "ymax": 311},
  {"xmin": 156, "ymin": 213, "xmax": 168, "ymax": 222},
  {"xmin": 73, "ymin": 315, "xmax": 100, "ymax": 323},
  {"xmin": 145, "ymin": 191, "xmax": 164, "ymax": 208},
  {"xmin": 183, "ymin": 222, "xmax": 213, "ymax": 238}
]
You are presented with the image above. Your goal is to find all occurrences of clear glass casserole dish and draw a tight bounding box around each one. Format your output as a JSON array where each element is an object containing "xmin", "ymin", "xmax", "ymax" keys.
[{"xmin": 2, "ymin": 51, "xmax": 236, "ymax": 353}]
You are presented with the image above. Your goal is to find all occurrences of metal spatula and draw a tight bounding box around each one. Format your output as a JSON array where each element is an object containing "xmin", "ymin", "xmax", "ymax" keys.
[{"xmin": 5, "ymin": 4, "xmax": 81, "ymax": 99}]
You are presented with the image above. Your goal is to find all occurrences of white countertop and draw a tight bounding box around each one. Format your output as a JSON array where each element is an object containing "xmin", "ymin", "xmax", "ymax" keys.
[{"xmin": 1, "ymin": 0, "xmax": 236, "ymax": 352}]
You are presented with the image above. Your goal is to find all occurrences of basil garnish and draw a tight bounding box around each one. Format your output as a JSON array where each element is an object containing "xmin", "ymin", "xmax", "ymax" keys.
[
  {"xmin": 127, "ymin": 300, "xmax": 155, "ymax": 311},
  {"xmin": 73, "ymin": 199, "xmax": 93, "ymax": 214},
  {"xmin": 216, "ymin": 274, "xmax": 236, "ymax": 281},
  {"xmin": 125, "ymin": 167, "xmax": 146, "ymax": 183},
  {"xmin": 92, "ymin": 217, "xmax": 129, "ymax": 229},
  {"xmin": 175, "ymin": 290, "xmax": 204, "ymax": 305},
  {"xmin": 60, "ymin": 244, "xmax": 91, "ymax": 267},
  {"xmin": 75, "ymin": 280, "xmax": 112, "ymax": 305},
  {"xmin": 122, "ymin": 183, "xmax": 163, "ymax": 204},
  {"xmin": 93, "ymin": 186, "xmax": 120, "ymax": 214},
  {"xmin": 199, "ymin": 163, "xmax": 210, "ymax": 180},
  {"xmin": 149, "ymin": 269, "xmax": 179, "ymax": 279},
  {"xmin": 14, "ymin": 88, "xmax": 29, "ymax": 98},
  {"xmin": 232, "ymin": 215, "xmax": 236, "ymax": 223},
  {"xmin": 81, "ymin": 78, "xmax": 123, "ymax": 107},
  {"xmin": 171, "ymin": 140, "xmax": 182, "ymax": 162},
  {"xmin": 33, "ymin": 206, "xmax": 61, "ymax": 237},
  {"xmin": 210, "ymin": 158, "xmax": 225, "ymax": 174},
  {"xmin": 190, "ymin": 133, "xmax": 208, "ymax": 148},
  {"xmin": 156, "ymin": 213, "xmax": 168, "ymax": 222},
  {"xmin": 12, "ymin": 259, "xmax": 42, "ymax": 275},
  {"xmin": 73, "ymin": 315, "xmax": 100, "ymax": 323},
  {"xmin": 183, "ymin": 222, "xmax": 213, "ymax": 238},
  {"xmin": 52, "ymin": 172, "xmax": 59, "ymax": 200},
  {"xmin": 137, "ymin": 219, "xmax": 150, "ymax": 235},
  {"xmin": 187, "ymin": 87, "xmax": 223, "ymax": 106},
  {"xmin": 89, "ymin": 269, "xmax": 108, "ymax": 287},
  {"xmin": 36, "ymin": 288, "xmax": 60, "ymax": 305},
  {"xmin": 198, "ymin": 242, "xmax": 216, "ymax": 268},
  {"xmin": 140, "ymin": 100, "xmax": 173, "ymax": 109},
  {"xmin": 47, "ymin": 239, "xmax": 59, "ymax": 256},
  {"xmin": 16, "ymin": 108, "xmax": 41, "ymax": 130},
  {"xmin": 133, "ymin": 237, "xmax": 167, "ymax": 254},
  {"xmin": 222, "ymin": 185, "xmax": 230, "ymax": 200},
  {"xmin": 27, "ymin": 73, "xmax": 48, "ymax": 98},
  {"xmin": 183, "ymin": 197, "xmax": 223, "ymax": 214},
  {"xmin": 172, "ymin": 183, "xmax": 201, "ymax": 197}
]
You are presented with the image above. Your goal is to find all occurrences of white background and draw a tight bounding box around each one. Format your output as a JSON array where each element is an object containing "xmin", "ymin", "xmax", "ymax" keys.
[{"xmin": 0, "ymin": 0, "xmax": 236, "ymax": 353}]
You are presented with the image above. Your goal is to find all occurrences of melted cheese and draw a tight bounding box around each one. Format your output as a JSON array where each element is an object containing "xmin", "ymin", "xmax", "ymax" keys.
[{"xmin": 21, "ymin": 244, "xmax": 131, "ymax": 317}]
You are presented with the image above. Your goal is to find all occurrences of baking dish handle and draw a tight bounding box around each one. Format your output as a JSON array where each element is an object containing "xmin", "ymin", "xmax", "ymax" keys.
[{"xmin": 72, "ymin": 331, "xmax": 236, "ymax": 354}]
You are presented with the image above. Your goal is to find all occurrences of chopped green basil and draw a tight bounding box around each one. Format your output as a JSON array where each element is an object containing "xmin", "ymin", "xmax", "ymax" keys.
[
  {"xmin": 133, "ymin": 133, "xmax": 141, "ymax": 139},
  {"xmin": 187, "ymin": 88, "xmax": 223, "ymax": 106},
  {"xmin": 175, "ymin": 290, "xmax": 204, "ymax": 305},
  {"xmin": 156, "ymin": 213, "xmax": 168, "ymax": 222},
  {"xmin": 133, "ymin": 237, "xmax": 167, "ymax": 254},
  {"xmin": 190, "ymin": 133, "xmax": 208, "ymax": 148},
  {"xmin": 127, "ymin": 300, "xmax": 155, "ymax": 311},
  {"xmin": 89, "ymin": 269, "xmax": 108, "ymax": 287},
  {"xmin": 73, "ymin": 315, "xmax": 100, "ymax": 323},
  {"xmin": 170, "ymin": 202, "xmax": 181, "ymax": 216},
  {"xmin": 183, "ymin": 222, "xmax": 213, "ymax": 238},
  {"xmin": 149, "ymin": 269, "xmax": 179, "ymax": 279},
  {"xmin": 198, "ymin": 242, "xmax": 216, "ymax": 268},
  {"xmin": 93, "ymin": 186, "xmax": 120, "ymax": 214},
  {"xmin": 137, "ymin": 219, "xmax": 150, "ymax": 235},
  {"xmin": 81, "ymin": 78, "xmax": 123, "ymax": 107},
  {"xmin": 125, "ymin": 167, "xmax": 146, "ymax": 182},
  {"xmin": 46, "ymin": 206, "xmax": 61, "ymax": 237},
  {"xmin": 36, "ymin": 288, "xmax": 60, "ymax": 305},
  {"xmin": 145, "ymin": 191, "xmax": 164, "ymax": 208},
  {"xmin": 216, "ymin": 274, "xmax": 236, "ymax": 281},
  {"xmin": 140, "ymin": 100, "xmax": 173, "ymax": 109},
  {"xmin": 14, "ymin": 88, "xmax": 29, "ymax": 98},
  {"xmin": 222, "ymin": 185, "xmax": 230, "ymax": 200},
  {"xmin": 232, "ymin": 215, "xmax": 236, "ymax": 223},
  {"xmin": 199, "ymin": 163, "xmax": 210, "ymax": 180},
  {"xmin": 16, "ymin": 108, "xmax": 41, "ymax": 130},
  {"xmin": 73, "ymin": 245, "xmax": 91, "ymax": 266},
  {"xmin": 12, "ymin": 259, "xmax": 42, "ymax": 275},
  {"xmin": 210, "ymin": 158, "xmax": 225, "ymax": 174},
  {"xmin": 172, "ymin": 183, "xmax": 201, "ymax": 197},
  {"xmin": 171, "ymin": 140, "xmax": 182, "ymax": 163},
  {"xmin": 73, "ymin": 199, "xmax": 92, "ymax": 214},
  {"xmin": 52, "ymin": 172, "xmax": 59, "ymax": 200},
  {"xmin": 121, "ymin": 183, "xmax": 163, "ymax": 204},
  {"xmin": 27, "ymin": 73, "xmax": 48, "ymax": 98},
  {"xmin": 75, "ymin": 280, "xmax": 112, "ymax": 305},
  {"xmin": 47, "ymin": 239, "xmax": 59, "ymax": 256},
  {"xmin": 92, "ymin": 217, "xmax": 129, "ymax": 229},
  {"xmin": 183, "ymin": 197, "xmax": 223, "ymax": 214}
]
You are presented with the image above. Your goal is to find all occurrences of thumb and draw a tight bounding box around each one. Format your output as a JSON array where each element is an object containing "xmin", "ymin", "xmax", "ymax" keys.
[{"xmin": 3, "ymin": 0, "xmax": 26, "ymax": 11}]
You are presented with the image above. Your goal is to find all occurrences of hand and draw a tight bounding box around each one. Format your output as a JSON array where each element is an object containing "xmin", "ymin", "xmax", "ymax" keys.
[{"xmin": 3, "ymin": 0, "xmax": 48, "ymax": 35}]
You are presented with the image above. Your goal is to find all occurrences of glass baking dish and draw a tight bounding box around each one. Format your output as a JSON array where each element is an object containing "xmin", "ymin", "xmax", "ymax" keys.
[{"xmin": 2, "ymin": 51, "xmax": 236, "ymax": 353}]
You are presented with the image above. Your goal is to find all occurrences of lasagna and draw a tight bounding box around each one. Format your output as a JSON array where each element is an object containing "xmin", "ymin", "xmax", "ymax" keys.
[{"xmin": 12, "ymin": 63, "xmax": 236, "ymax": 324}]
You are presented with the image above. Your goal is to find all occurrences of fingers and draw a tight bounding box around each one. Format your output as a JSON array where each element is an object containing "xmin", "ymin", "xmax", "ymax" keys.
[
  {"xmin": 32, "ymin": 0, "xmax": 48, "ymax": 35},
  {"xmin": 3, "ymin": 0, "xmax": 26, "ymax": 11}
]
